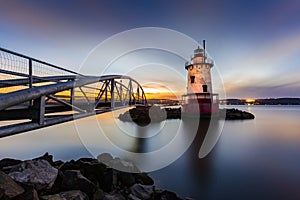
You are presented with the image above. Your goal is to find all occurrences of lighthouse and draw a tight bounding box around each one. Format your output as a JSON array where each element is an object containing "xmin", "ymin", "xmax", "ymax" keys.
[{"xmin": 182, "ymin": 40, "xmax": 219, "ymax": 117}]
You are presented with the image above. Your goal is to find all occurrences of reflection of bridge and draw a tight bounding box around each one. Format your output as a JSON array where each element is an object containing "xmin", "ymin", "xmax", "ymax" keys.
[{"xmin": 0, "ymin": 48, "xmax": 147, "ymax": 138}]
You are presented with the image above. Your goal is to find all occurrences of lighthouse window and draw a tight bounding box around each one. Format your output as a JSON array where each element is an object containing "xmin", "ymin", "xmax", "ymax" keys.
[{"xmin": 190, "ymin": 76, "xmax": 195, "ymax": 84}]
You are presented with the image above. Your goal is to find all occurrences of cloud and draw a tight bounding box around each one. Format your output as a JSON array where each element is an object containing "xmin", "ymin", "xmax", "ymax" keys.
[
  {"xmin": 220, "ymin": 29, "xmax": 300, "ymax": 98},
  {"xmin": 226, "ymin": 81, "xmax": 300, "ymax": 98}
]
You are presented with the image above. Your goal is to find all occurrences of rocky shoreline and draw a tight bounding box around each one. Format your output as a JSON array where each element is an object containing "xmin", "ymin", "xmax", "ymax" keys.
[
  {"xmin": 118, "ymin": 106, "xmax": 254, "ymax": 124},
  {"xmin": 0, "ymin": 153, "xmax": 189, "ymax": 200},
  {"xmin": 220, "ymin": 108, "xmax": 255, "ymax": 120},
  {"xmin": 118, "ymin": 106, "xmax": 181, "ymax": 126}
]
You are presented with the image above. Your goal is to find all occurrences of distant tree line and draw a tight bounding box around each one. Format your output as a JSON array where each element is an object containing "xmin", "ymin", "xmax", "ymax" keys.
[{"xmin": 222, "ymin": 98, "xmax": 300, "ymax": 105}]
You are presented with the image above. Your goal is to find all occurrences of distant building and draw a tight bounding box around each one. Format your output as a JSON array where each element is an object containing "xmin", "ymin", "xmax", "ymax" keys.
[{"xmin": 182, "ymin": 40, "xmax": 219, "ymax": 116}]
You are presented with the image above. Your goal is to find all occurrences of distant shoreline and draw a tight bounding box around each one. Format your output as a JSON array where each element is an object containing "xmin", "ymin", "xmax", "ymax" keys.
[
  {"xmin": 219, "ymin": 98, "xmax": 300, "ymax": 105},
  {"xmin": 146, "ymin": 98, "xmax": 300, "ymax": 106}
]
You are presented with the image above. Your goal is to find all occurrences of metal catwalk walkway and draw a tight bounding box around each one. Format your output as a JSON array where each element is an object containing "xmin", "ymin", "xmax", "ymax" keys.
[{"xmin": 0, "ymin": 47, "xmax": 147, "ymax": 138}]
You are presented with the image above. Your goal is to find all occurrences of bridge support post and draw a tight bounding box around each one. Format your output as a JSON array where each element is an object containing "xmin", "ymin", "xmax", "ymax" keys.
[
  {"xmin": 111, "ymin": 79, "xmax": 115, "ymax": 109},
  {"xmin": 120, "ymin": 85, "xmax": 123, "ymax": 105},
  {"xmin": 105, "ymin": 81, "xmax": 108, "ymax": 102},
  {"xmin": 32, "ymin": 96, "xmax": 45, "ymax": 125},
  {"xmin": 129, "ymin": 80, "xmax": 132, "ymax": 105},
  {"xmin": 28, "ymin": 59, "xmax": 33, "ymax": 107},
  {"xmin": 70, "ymin": 86, "xmax": 74, "ymax": 105}
]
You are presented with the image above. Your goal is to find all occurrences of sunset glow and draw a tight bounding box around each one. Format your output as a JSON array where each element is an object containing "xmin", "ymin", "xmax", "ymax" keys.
[
  {"xmin": 142, "ymin": 85, "xmax": 181, "ymax": 100},
  {"xmin": 1, "ymin": 1, "xmax": 300, "ymax": 98},
  {"xmin": 245, "ymin": 98, "xmax": 255, "ymax": 103}
]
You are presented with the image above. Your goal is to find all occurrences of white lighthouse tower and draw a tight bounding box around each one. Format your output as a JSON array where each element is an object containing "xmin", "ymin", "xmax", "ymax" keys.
[{"xmin": 182, "ymin": 40, "xmax": 219, "ymax": 116}]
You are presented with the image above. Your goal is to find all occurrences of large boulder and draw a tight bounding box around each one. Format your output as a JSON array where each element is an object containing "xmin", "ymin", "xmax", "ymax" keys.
[
  {"xmin": 92, "ymin": 188, "xmax": 105, "ymax": 200},
  {"xmin": 134, "ymin": 173, "xmax": 154, "ymax": 185},
  {"xmin": 97, "ymin": 153, "xmax": 113, "ymax": 165},
  {"xmin": 0, "ymin": 188, "xmax": 5, "ymax": 199},
  {"xmin": 103, "ymin": 191, "xmax": 125, "ymax": 200},
  {"xmin": 129, "ymin": 184, "xmax": 154, "ymax": 200},
  {"xmin": 61, "ymin": 170, "xmax": 96, "ymax": 196},
  {"xmin": 40, "ymin": 190, "xmax": 88, "ymax": 200},
  {"xmin": 98, "ymin": 154, "xmax": 140, "ymax": 173},
  {"xmin": 33, "ymin": 153, "xmax": 54, "ymax": 166},
  {"xmin": 8, "ymin": 159, "xmax": 58, "ymax": 190},
  {"xmin": 60, "ymin": 158, "xmax": 112, "ymax": 193},
  {"xmin": 0, "ymin": 188, "xmax": 4, "ymax": 199},
  {"xmin": 14, "ymin": 186, "xmax": 39, "ymax": 200},
  {"xmin": 0, "ymin": 170, "xmax": 25, "ymax": 199},
  {"xmin": 60, "ymin": 158, "xmax": 106, "ymax": 184},
  {"xmin": 100, "ymin": 169, "xmax": 114, "ymax": 192},
  {"xmin": 118, "ymin": 172, "xmax": 136, "ymax": 187},
  {"xmin": 108, "ymin": 157, "xmax": 140, "ymax": 173},
  {"xmin": 152, "ymin": 190, "xmax": 183, "ymax": 200},
  {"xmin": 0, "ymin": 158, "xmax": 22, "ymax": 170}
]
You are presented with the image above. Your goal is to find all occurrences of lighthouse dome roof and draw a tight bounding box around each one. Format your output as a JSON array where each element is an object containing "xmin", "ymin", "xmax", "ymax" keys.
[{"xmin": 194, "ymin": 47, "xmax": 204, "ymax": 57}]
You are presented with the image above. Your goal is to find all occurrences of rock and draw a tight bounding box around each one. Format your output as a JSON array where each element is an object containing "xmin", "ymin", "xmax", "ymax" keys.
[
  {"xmin": 107, "ymin": 157, "xmax": 140, "ymax": 173},
  {"xmin": 8, "ymin": 159, "xmax": 58, "ymax": 190},
  {"xmin": 128, "ymin": 193, "xmax": 141, "ymax": 200},
  {"xmin": 100, "ymin": 168, "xmax": 113, "ymax": 192},
  {"xmin": 129, "ymin": 184, "xmax": 154, "ymax": 200},
  {"xmin": 119, "ymin": 106, "xmax": 151, "ymax": 126},
  {"xmin": 103, "ymin": 191, "xmax": 125, "ymax": 200},
  {"xmin": 118, "ymin": 106, "xmax": 181, "ymax": 125},
  {"xmin": 79, "ymin": 159, "xmax": 106, "ymax": 184},
  {"xmin": 0, "ymin": 188, "xmax": 4, "ymax": 199},
  {"xmin": 162, "ymin": 190, "xmax": 182, "ymax": 200},
  {"xmin": 134, "ymin": 173, "xmax": 154, "ymax": 185},
  {"xmin": 221, "ymin": 108, "xmax": 255, "ymax": 120},
  {"xmin": 40, "ymin": 190, "xmax": 88, "ymax": 200},
  {"xmin": 0, "ymin": 158, "xmax": 22, "ymax": 170},
  {"xmin": 0, "ymin": 158, "xmax": 22, "ymax": 174},
  {"xmin": 93, "ymin": 188, "xmax": 105, "ymax": 200},
  {"xmin": 152, "ymin": 190, "xmax": 182, "ymax": 200},
  {"xmin": 33, "ymin": 153, "xmax": 54, "ymax": 166},
  {"xmin": 149, "ymin": 106, "xmax": 167, "ymax": 122},
  {"xmin": 44, "ymin": 170, "xmax": 64, "ymax": 195},
  {"xmin": 52, "ymin": 160, "xmax": 64, "ymax": 169},
  {"xmin": 97, "ymin": 153, "xmax": 113, "ymax": 165},
  {"xmin": 60, "ymin": 158, "xmax": 113, "ymax": 192},
  {"xmin": 60, "ymin": 158, "xmax": 106, "ymax": 183},
  {"xmin": 61, "ymin": 170, "xmax": 96, "ymax": 196},
  {"xmin": 118, "ymin": 172, "xmax": 135, "ymax": 187},
  {"xmin": 0, "ymin": 170, "xmax": 25, "ymax": 198},
  {"xmin": 165, "ymin": 108, "xmax": 181, "ymax": 119},
  {"xmin": 14, "ymin": 186, "xmax": 39, "ymax": 200}
]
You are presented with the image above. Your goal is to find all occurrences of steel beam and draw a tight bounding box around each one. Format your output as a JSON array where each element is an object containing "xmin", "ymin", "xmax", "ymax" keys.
[
  {"xmin": 111, "ymin": 79, "xmax": 115, "ymax": 108},
  {"xmin": 32, "ymin": 96, "xmax": 45, "ymax": 125},
  {"xmin": 0, "ymin": 77, "xmax": 99, "ymax": 111}
]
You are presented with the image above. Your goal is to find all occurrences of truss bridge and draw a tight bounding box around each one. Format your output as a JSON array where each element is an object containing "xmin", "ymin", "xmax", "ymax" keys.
[{"xmin": 0, "ymin": 47, "xmax": 147, "ymax": 138}]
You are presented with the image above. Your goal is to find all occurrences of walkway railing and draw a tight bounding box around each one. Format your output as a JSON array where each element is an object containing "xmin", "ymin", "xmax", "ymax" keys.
[{"xmin": 0, "ymin": 47, "xmax": 147, "ymax": 138}]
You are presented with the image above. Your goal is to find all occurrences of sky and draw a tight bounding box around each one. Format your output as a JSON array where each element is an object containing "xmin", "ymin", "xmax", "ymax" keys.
[{"xmin": 1, "ymin": 0, "xmax": 300, "ymax": 99}]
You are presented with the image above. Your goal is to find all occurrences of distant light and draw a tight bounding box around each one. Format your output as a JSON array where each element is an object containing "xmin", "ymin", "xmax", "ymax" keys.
[{"xmin": 245, "ymin": 98, "xmax": 255, "ymax": 103}]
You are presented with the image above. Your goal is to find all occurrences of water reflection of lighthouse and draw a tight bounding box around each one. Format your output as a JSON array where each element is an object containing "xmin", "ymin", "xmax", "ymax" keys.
[{"xmin": 182, "ymin": 40, "xmax": 219, "ymax": 117}]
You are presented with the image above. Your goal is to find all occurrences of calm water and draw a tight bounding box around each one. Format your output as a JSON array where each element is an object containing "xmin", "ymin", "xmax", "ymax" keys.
[{"xmin": 1, "ymin": 105, "xmax": 300, "ymax": 199}]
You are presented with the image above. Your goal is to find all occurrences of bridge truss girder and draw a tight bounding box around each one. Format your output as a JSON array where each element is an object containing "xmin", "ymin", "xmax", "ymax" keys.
[
  {"xmin": 0, "ymin": 47, "xmax": 147, "ymax": 138},
  {"xmin": 0, "ymin": 75, "xmax": 147, "ymax": 138}
]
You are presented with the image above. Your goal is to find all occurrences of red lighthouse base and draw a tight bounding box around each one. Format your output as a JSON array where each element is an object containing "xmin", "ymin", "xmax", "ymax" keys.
[{"xmin": 182, "ymin": 93, "xmax": 219, "ymax": 118}]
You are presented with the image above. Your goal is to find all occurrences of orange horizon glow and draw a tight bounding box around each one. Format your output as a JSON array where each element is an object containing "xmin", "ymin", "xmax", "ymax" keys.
[
  {"xmin": 142, "ymin": 84, "xmax": 183, "ymax": 100},
  {"xmin": 245, "ymin": 98, "xmax": 255, "ymax": 103},
  {"xmin": 145, "ymin": 92, "xmax": 180, "ymax": 100}
]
